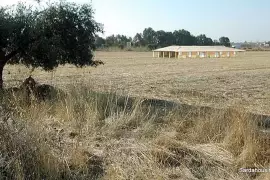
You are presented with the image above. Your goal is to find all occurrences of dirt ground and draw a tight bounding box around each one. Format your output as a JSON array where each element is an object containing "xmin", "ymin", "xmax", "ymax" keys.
[{"xmin": 4, "ymin": 51, "xmax": 270, "ymax": 115}]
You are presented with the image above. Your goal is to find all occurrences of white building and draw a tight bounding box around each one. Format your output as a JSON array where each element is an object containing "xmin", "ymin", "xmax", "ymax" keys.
[{"xmin": 153, "ymin": 46, "xmax": 245, "ymax": 58}]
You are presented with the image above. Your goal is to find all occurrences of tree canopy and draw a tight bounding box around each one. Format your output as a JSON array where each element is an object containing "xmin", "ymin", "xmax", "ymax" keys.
[
  {"xmin": 103, "ymin": 34, "xmax": 131, "ymax": 47},
  {"xmin": 219, "ymin": 37, "xmax": 231, "ymax": 47},
  {"xmin": 0, "ymin": 1, "xmax": 103, "ymax": 88},
  {"xmin": 143, "ymin": 27, "xmax": 157, "ymax": 45},
  {"xmin": 133, "ymin": 33, "xmax": 145, "ymax": 47}
]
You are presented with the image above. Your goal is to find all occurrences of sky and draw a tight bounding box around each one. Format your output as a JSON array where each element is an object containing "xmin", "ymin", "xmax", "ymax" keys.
[{"xmin": 1, "ymin": 0, "xmax": 270, "ymax": 42}]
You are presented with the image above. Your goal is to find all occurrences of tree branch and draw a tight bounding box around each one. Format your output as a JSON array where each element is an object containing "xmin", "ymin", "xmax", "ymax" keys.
[
  {"xmin": 0, "ymin": 49, "xmax": 20, "ymax": 66},
  {"xmin": 0, "ymin": 49, "xmax": 6, "ymax": 65},
  {"xmin": 5, "ymin": 49, "xmax": 20, "ymax": 61}
]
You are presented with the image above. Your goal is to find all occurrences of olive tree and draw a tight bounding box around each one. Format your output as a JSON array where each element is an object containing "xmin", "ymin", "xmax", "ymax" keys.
[{"xmin": 0, "ymin": 1, "xmax": 103, "ymax": 88}]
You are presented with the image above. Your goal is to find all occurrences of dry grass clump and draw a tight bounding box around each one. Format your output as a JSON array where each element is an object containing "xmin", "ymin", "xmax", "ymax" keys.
[
  {"xmin": 0, "ymin": 114, "xmax": 67, "ymax": 179},
  {"xmin": 1, "ymin": 84, "xmax": 270, "ymax": 179}
]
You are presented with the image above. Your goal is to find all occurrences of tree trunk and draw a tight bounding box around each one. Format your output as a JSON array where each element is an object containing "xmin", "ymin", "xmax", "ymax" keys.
[
  {"xmin": 0, "ymin": 62, "xmax": 5, "ymax": 89},
  {"xmin": 0, "ymin": 58, "xmax": 8, "ymax": 89},
  {"xmin": 0, "ymin": 50, "xmax": 5, "ymax": 89},
  {"xmin": 0, "ymin": 49, "xmax": 19, "ymax": 89}
]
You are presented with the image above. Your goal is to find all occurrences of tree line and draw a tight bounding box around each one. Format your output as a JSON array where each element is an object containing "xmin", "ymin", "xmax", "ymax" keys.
[{"xmin": 95, "ymin": 27, "xmax": 231, "ymax": 50}]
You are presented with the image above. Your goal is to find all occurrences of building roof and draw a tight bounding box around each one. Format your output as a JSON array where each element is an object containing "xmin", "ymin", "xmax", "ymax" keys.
[{"xmin": 153, "ymin": 46, "xmax": 245, "ymax": 52}]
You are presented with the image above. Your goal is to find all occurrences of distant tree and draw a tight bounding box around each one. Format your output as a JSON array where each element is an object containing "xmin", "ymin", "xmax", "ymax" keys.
[
  {"xmin": 105, "ymin": 35, "xmax": 116, "ymax": 46},
  {"xmin": 142, "ymin": 27, "xmax": 157, "ymax": 45},
  {"xmin": 205, "ymin": 37, "xmax": 213, "ymax": 45},
  {"xmin": 173, "ymin": 29, "xmax": 196, "ymax": 45},
  {"xmin": 95, "ymin": 36, "xmax": 105, "ymax": 48},
  {"xmin": 147, "ymin": 44, "xmax": 157, "ymax": 50},
  {"xmin": 156, "ymin": 30, "xmax": 166, "ymax": 47},
  {"xmin": 103, "ymin": 28, "xmax": 231, "ymax": 50},
  {"xmin": 219, "ymin": 37, "xmax": 231, "ymax": 47},
  {"xmin": 118, "ymin": 44, "xmax": 125, "ymax": 50},
  {"xmin": 0, "ymin": 1, "xmax": 102, "ymax": 88},
  {"xmin": 115, "ymin": 34, "xmax": 130, "ymax": 45},
  {"xmin": 133, "ymin": 33, "xmax": 145, "ymax": 47},
  {"xmin": 213, "ymin": 40, "xmax": 220, "ymax": 45},
  {"xmin": 105, "ymin": 34, "xmax": 131, "ymax": 47},
  {"xmin": 165, "ymin": 32, "xmax": 175, "ymax": 46},
  {"xmin": 196, "ymin": 34, "xmax": 213, "ymax": 46},
  {"xmin": 156, "ymin": 30, "xmax": 174, "ymax": 47},
  {"xmin": 196, "ymin": 34, "xmax": 207, "ymax": 45}
]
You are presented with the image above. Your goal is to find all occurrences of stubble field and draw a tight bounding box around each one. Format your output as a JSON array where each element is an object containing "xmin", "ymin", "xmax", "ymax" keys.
[
  {"xmin": 4, "ymin": 51, "xmax": 270, "ymax": 115},
  {"xmin": 2, "ymin": 51, "xmax": 270, "ymax": 179}
]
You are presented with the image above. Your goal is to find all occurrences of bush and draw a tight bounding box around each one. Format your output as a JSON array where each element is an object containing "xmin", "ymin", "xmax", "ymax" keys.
[
  {"xmin": 118, "ymin": 44, "xmax": 125, "ymax": 50},
  {"xmin": 147, "ymin": 44, "xmax": 158, "ymax": 50}
]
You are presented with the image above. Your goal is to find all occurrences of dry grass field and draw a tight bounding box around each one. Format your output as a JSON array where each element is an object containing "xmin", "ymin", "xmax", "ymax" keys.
[
  {"xmin": 1, "ymin": 51, "xmax": 270, "ymax": 180},
  {"xmin": 4, "ymin": 51, "xmax": 270, "ymax": 115}
]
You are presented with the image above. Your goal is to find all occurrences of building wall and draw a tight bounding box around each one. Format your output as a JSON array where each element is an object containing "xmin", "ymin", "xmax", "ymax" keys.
[
  {"xmin": 206, "ymin": 52, "xmax": 214, "ymax": 57},
  {"xmin": 230, "ymin": 51, "xmax": 236, "ymax": 57},
  {"xmin": 180, "ymin": 52, "xmax": 187, "ymax": 58},
  {"xmin": 220, "ymin": 52, "xmax": 226, "ymax": 58},
  {"xmin": 192, "ymin": 52, "xmax": 198, "ymax": 58},
  {"xmin": 178, "ymin": 51, "xmax": 237, "ymax": 58},
  {"xmin": 155, "ymin": 51, "xmax": 239, "ymax": 58}
]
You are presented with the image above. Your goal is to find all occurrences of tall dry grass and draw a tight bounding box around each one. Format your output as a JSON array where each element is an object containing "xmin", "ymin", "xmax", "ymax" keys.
[{"xmin": 0, "ymin": 85, "xmax": 270, "ymax": 179}]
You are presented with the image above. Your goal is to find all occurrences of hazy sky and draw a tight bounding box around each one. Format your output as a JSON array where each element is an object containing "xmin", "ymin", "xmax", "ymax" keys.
[{"xmin": 1, "ymin": 0, "xmax": 270, "ymax": 42}]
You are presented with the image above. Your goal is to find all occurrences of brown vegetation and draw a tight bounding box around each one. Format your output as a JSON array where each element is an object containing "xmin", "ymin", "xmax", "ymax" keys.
[
  {"xmin": 0, "ymin": 85, "xmax": 270, "ymax": 179},
  {"xmin": 1, "ymin": 51, "xmax": 270, "ymax": 179},
  {"xmin": 5, "ymin": 51, "xmax": 270, "ymax": 114},
  {"xmin": 91, "ymin": 60, "xmax": 105, "ymax": 67},
  {"xmin": 4, "ymin": 76, "xmax": 64, "ymax": 103}
]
